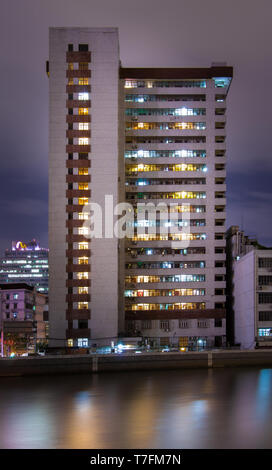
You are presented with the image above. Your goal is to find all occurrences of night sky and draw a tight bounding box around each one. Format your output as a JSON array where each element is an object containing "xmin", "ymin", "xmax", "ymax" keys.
[{"xmin": 1, "ymin": 0, "xmax": 272, "ymax": 252}]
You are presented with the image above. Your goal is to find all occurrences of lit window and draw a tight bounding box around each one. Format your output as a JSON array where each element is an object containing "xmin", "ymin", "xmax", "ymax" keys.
[
  {"xmin": 79, "ymin": 138, "xmax": 89, "ymax": 145},
  {"xmin": 68, "ymin": 63, "xmax": 74, "ymax": 70},
  {"xmin": 78, "ymin": 287, "xmax": 88, "ymax": 294},
  {"xmin": 78, "ymin": 302, "xmax": 88, "ymax": 309},
  {"xmin": 78, "ymin": 212, "xmax": 89, "ymax": 220},
  {"xmin": 67, "ymin": 339, "xmax": 73, "ymax": 347},
  {"xmin": 78, "ymin": 257, "xmax": 88, "ymax": 265},
  {"xmin": 78, "ymin": 198, "xmax": 88, "ymax": 205},
  {"xmin": 78, "ymin": 183, "xmax": 89, "ymax": 190},
  {"xmin": 78, "ymin": 108, "xmax": 89, "ymax": 115},
  {"xmin": 78, "ymin": 338, "xmax": 88, "ymax": 347},
  {"xmin": 79, "ymin": 78, "xmax": 89, "ymax": 85},
  {"xmin": 78, "ymin": 167, "xmax": 89, "ymax": 175},
  {"xmin": 78, "ymin": 92, "xmax": 89, "ymax": 100},
  {"xmin": 78, "ymin": 227, "xmax": 89, "ymax": 235},
  {"xmin": 79, "ymin": 123, "xmax": 89, "ymax": 130},
  {"xmin": 78, "ymin": 272, "xmax": 89, "ymax": 279},
  {"xmin": 78, "ymin": 242, "xmax": 89, "ymax": 250}
]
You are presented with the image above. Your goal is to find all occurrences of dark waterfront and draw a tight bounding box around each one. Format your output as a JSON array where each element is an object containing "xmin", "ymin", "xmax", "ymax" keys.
[{"xmin": 1, "ymin": 367, "xmax": 272, "ymax": 449}]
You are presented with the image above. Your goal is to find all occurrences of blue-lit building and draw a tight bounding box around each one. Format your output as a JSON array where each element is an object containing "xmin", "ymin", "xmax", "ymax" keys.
[{"xmin": 0, "ymin": 240, "xmax": 49, "ymax": 294}]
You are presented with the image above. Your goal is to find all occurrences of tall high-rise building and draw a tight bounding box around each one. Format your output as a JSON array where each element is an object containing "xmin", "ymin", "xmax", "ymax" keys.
[{"xmin": 48, "ymin": 27, "xmax": 233, "ymax": 349}]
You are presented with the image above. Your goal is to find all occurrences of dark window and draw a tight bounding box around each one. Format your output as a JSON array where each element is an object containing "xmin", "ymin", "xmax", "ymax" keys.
[
  {"xmin": 215, "ymin": 319, "xmax": 222, "ymax": 327},
  {"xmin": 68, "ymin": 94, "xmax": 73, "ymax": 100},
  {"xmin": 79, "ymin": 44, "xmax": 88, "ymax": 51},
  {"xmin": 68, "ymin": 153, "xmax": 73, "ymax": 160},
  {"xmin": 215, "ymin": 302, "xmax": 225, "ymax": 309},
  {"xmin": 78, "ymin": 320, "xmax": 88, "ymax": 329},
  {"xmin": 68, "ymin": 123, "xmax": 73, "ymax": 130},
  {"xmin": 259, "ymin": 276, "xmax": 272, "ymax": 286},
  {"xmin": 68, "ymin": 109, "xmax": 73, "ymax": 115},
  {"xmin": 78, "ymin": 153, "xmax": 89, "ymax": 160},
  {"xmin": 68, "ymin": 139, "xmax": 73, "ymax": 145},
  {"xmin": 68, "ymin": 168, "xmax": 73, "ymax": 175},
  {"xmin": 259, "ymin": 293, "xmax": 272, "ymax": 304},
  {"xmin": 259, "ymin": 258, "xmax": 272, "ymax": 268},
  {"xmin": 68, "ymin": 44, "xmax": 73, "ymax": 51},
  {"xmin": 68, "ymin": 183, "xmax": 73, "ymax": 190},
  {"xmin": 259, "ymin": 311, "xmax": 272, "ymax": 321}
]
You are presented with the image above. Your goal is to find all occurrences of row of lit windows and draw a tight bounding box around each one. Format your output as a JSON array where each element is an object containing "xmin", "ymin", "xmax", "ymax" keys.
[
  {"xmin": 131, "ymin": 233, "xmax": 206, "ymax": 242},
  {"xmin": 126, "ymin": 247, "xmax": 206, "ymax": 256},
  {"xmin": 126, "ymin": 191, "xmax": 206, "ymax": 200},
  {"xmin": 126, "ymin": 136, "xmax": 206, "ymax": 144},
  {"xmin": 125, "ymin": 94, "xmax": 206, "ymax": 103},
  {"xmin": 132, "ymin": 219, "xmax": 205, "ymax": 228},
  {"xmin": 125, "ymin": 108, "xmax": 206, "ymax": 116},
  {"xmin": 135, "ymin": 205, "xmax": 206, "ymax": 214},
  {"xmin": 126, "ymin": 122, "xmax": 206, "ymax": 131},
  {"xmin": 125, "ymin": 302, "xmax": 205, "ymax": 311},
  {"xmin": 125, "ymin": 261, "xmax": 205, "ymax": 270},
  {"xmin": 125, "ymin": 178, "xmax": 206, "ymax": 186},
  {"xmin": 125, "ymin": 274, "xmax": 205, "ymax": 283},
  {"xmin": 124, "ymin": 150, "xmax": 206, "ymax": 159},
  {"xmin": 124, "ymin": 80, "xmax": 207, "ymax": 89},
  {"xmin": 125, "ymin": 288, "xmax": 205, "ymax": 297},
  {"xmin": 125, "ymin": 164, "xmax": 207, "ymax": 173}
]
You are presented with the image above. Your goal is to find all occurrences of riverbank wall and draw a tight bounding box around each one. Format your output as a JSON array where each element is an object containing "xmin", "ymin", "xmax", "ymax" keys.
[{"xmin": 1, "ymin": 349, "xmax": 272, "ymax": 377}]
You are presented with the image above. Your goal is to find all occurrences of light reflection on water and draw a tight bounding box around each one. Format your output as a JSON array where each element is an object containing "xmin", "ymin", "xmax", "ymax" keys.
[{"xmin": 0, "ymin": 367, "xmax": 272, "ymax": 448}]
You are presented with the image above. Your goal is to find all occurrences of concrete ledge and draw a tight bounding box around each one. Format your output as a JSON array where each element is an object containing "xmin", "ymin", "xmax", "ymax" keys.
[{"xmin": 1, "ymin": 350, "xmax": 272, "ymax": 377}]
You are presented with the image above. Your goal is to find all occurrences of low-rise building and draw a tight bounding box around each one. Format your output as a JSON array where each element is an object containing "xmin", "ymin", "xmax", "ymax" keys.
[
  {"xmin": 0, "ymin": 283, "xmax": 47, "ymax": 355},
  {"xmin": 226, "ymin": 226, "xmax": 272, "ymax": 349}
]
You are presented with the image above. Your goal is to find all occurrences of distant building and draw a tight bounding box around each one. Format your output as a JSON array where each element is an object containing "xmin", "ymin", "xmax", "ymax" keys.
[
  {"xmin": 0, "ymin": 283, "xmax": 47, "ymax": 355},
  {"xmin": 0, "ymin": 240, "xmax": 48, "ymax": 294},
  {"xmin": 226, "ymin": 226, "xmax": 272, "ymax": 349}
]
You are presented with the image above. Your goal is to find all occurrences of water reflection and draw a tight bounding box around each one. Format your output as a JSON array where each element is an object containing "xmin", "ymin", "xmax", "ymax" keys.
[{"xmin": 0, "ymin": 368, "xmax": 272, "ymax": 448}]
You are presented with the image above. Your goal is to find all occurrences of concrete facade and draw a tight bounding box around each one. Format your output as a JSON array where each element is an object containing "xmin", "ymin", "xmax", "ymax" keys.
[
  {"xmin": 234, "ymin": 249, "xmax": 272, "ymax": 349},
  {"xmin": 49, "ymin": 28, "xmax": 120, "ymax": 347},
  {"xmin": 121, "ymin": 69, "xmax": 232, "ymax": 349}
]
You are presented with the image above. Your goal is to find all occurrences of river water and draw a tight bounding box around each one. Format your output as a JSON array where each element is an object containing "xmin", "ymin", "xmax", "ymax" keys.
[{"xmin": 0, "ymin": 367, "xmax": 272, "ymax": 449}]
